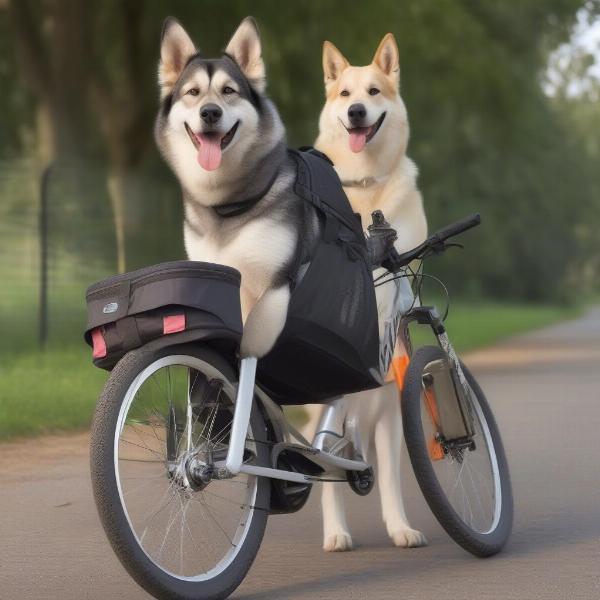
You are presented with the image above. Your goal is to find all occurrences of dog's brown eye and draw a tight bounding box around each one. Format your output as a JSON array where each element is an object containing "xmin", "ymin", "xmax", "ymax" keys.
[
  {"xmin": 340, "ymin": 90, "xmax": 350, "ymax": 97},
  {"xmin": 186, "ymin": 88, "xmax": 199, "ymax": 97},
  {"xmin": 223, "ymin": 86, "xmax": 236, "ymax": 95},
  {"xmin": 368, "ymin": 87, "xmax": 380, "ymax": 96}
]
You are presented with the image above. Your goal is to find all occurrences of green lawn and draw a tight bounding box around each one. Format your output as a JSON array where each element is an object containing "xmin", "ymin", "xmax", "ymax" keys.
[
  {"xmin": 410, "ymin": 301, "xmax": 580, "ymax": 353},
  {"xmin": 0, "ymin": 346, "xmax": 108, "ymax": 440},
  {"xmin": 0, "ymin": 302, "xmax": 581, "ymax": 441}
]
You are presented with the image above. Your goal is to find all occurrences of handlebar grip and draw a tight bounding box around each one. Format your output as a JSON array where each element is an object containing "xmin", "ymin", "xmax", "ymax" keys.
[
  {"xmin": 379, "ymin": 213, "xmax": 482, "ymax": 273},
  {"xmin": 433, "ymin": 213, "xmax": 481, "ymax": 243}
]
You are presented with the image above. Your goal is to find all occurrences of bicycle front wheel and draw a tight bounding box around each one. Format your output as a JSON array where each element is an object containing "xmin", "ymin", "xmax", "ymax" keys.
[
  {"xmin": 90, "ymin": 344, "xmax": 270, "ymax": 600},
  {"xmin": 402, "ymin": 345, "xmax": 513, "ymax": 556}
]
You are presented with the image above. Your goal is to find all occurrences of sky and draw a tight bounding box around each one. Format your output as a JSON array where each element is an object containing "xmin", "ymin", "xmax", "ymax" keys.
[{"xmin": 544, "ymin": 2, "xmax": 600, "ymax": 99}]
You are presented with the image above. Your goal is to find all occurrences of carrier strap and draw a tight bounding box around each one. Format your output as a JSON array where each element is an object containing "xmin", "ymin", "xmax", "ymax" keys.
[
  {"xmin": 289, "ymin": 148, "xmax": 365, "ymax": 242},
  {"xmin": 285, "ymin": 148, "xmax": 367, "ymax": 288},
  {"xmin": 115, "ymin": 317, "xmax": 142, "ymax": 351}
]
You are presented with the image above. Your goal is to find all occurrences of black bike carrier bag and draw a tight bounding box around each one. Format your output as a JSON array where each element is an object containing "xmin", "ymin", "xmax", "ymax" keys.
[
  {"xmin": 255, "ymin": 149, "xmax": 382, "ymax": 404},
  {"xmin": 84, "ymin": 261, "xmax": 243, "ymax": 370}
]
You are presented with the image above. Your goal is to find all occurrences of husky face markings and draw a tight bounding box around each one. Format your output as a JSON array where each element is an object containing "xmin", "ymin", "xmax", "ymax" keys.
[
  {"xmin": 318, "ymin": 34, "xmax": 409, "ymax": 158},
  {"xmin": 167, "ymin": 57, "xmax": 260, "ymax": 171},
  {"xmin": 156, "ymin": 18, "xmax": 282, "ymax": 203}
]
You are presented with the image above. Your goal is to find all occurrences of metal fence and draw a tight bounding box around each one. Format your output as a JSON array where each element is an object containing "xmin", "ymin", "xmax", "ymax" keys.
[{"xmin": 0, "ymin": 158, "xmax": 185, "ymax": 355}]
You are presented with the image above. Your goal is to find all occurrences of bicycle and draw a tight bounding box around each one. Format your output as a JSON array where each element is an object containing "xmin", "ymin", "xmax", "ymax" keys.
[{"xmin": 89, "ymin": 212, "xmax": 513, "ymax": 600}]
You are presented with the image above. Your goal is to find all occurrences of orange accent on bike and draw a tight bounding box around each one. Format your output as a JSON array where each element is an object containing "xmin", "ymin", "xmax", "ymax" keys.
[
  {"xmin": 392, "ymin": 355, "xmax": 410, "ymax": 391},
  {"xmin": 423, "ymin": 387, "xmax": 441, "ymax": 430},
  {"xmin": 424, "ymin": 387, "xmax": 444, "ymax": 460},
  {"xmin": 428, "ymin": 438, "xmax": 445, "ymax": 461}
]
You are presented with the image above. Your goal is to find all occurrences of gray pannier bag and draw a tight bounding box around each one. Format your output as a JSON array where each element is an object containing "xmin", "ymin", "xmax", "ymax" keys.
[{"xmin": 84, "ymin": 261, "xmax": 243, "ymax": 370}]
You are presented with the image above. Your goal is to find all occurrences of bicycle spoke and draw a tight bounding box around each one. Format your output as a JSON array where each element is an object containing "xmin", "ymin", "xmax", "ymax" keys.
[
  {"xmin": 465, "ymin": 462, "xmax": 488, "ymax": 526},
  {"xmin": 157, "ymin": 498, "xmax": 185, "ymax": 562},
  {"xmin": 119, "ymin": 436, "xmax": 166, "ymax": 461},
  {"xmin": 421, "ymin": 368, "xmax": 499, "ymax": 534},
  {"xmin": 202, "ymin": 488, "xmax": 248, "ymax": 509},
  {"xmin": 124, "ymin": 476, "xmax": 167, "ymax": 497},
  {"xmin": 114, "ymin": 358, "xmax": 258, "ymax": 580},
  {"xmin": 190, "ymin": 495, "xmax": 235, "ymax": 547}
]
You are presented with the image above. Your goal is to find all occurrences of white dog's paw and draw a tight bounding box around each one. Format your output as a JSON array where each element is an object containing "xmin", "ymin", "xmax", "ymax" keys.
[
  {"xmin": 391, "ymin": 528, "xmax": 428, "ymax": 548},
  {"xmin": 323, "ymin": 532, "xmax": 353, "ymax": 552}
]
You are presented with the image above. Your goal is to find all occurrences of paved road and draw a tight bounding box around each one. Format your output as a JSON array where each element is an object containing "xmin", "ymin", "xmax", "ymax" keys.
[{"xmin": 2, "ymin": 309, "xmax": 600, "ymax": 599}]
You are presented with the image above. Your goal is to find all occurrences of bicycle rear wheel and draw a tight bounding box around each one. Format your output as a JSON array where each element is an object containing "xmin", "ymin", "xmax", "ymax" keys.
[
  {"xmin": 90, "ymin": 344, "xmax": 270, "ymax": 600},
  {"xmin": 402, "ymin": 345, "xmax": 513, "ymax": 556}
]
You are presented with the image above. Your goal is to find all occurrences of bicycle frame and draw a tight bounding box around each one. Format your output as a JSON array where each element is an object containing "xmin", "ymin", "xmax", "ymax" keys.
[
  {"xmin": 217, "ymin": 359, "xmax": 369, "ymax": 483},
  {"xmin": 218, "ymin": 281, "xmax": 475, "ymax": 485},
  {"xmin": 398, "ymin": 305, "xmax": 476, "ymax": 438}
]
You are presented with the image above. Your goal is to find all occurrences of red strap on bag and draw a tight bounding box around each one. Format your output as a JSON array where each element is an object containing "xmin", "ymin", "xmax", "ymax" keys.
[
  {"xmin": 163, "ymin": 314, "xmax": 186, "ymax": 335},
  {"xmin": 91, "ymin": 328, "xmax": 107, "ymax": 359}
]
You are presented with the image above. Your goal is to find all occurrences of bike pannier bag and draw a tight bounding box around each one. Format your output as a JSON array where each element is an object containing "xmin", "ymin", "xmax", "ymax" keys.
[
  {"xmin": 255, "ymin": 149, "xmax": 382, "ymax": 404},
  {"xmin": 84, "ymin": 261, "xmax": 243, "ymax": 370}
]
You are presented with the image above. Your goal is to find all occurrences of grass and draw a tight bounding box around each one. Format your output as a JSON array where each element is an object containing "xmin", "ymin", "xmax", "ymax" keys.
[
  {"xmin": 410, "ymin": 301, "xmax": 581, "ymax": 353},
  {"xmin": 0, "ymin": 346, "xmax": 108, "ymax": 440},
  {"xmin": 0, "ymin": 301, "xmax": 581, "ymax": 441}
]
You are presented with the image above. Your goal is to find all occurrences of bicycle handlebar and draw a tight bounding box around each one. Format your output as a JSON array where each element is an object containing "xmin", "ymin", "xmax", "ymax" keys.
[
  {"xmin": 432, "ymin": 213, "xmax": 481, "ymax": 243},
  {"xmin": 380, "ymin": 213, "xmax": 482, "ymax": 272}
]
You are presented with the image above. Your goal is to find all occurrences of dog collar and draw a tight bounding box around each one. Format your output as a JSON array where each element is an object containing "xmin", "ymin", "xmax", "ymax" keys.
[
  {"xmin": 213, "ymin": 166, "xmax": 281, "ymax": 218},
  {"xmin": 340, "ymin": 176, "xmax": 387, "ymax": 189}
]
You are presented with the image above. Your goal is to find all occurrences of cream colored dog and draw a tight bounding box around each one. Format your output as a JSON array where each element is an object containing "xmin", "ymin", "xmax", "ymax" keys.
[
  {"xmin": 304, "ymin": 34, "xmax": 428, "ymax": 552},
  {"xmin": 315, "ymin": 34, "xmax": 426, "ymax": 248}
]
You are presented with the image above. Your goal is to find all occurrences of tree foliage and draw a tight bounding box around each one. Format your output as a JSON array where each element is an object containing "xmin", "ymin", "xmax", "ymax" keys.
[{"xmin": 0, "ymin": 0, "xmax": 597, "ymax": 301}]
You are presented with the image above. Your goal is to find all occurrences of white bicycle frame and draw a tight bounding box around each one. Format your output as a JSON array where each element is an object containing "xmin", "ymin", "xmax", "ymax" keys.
[
  {"xmin": 220, "ymin": 275, "xmax": 416, "ymax": 485},
  {"xmin": 216, "ymin": 266, "xmax": 473, "ymax": 487},
  {"xmin": 220, "ymin": 356, "xmax": 370, "ymax": 484}
]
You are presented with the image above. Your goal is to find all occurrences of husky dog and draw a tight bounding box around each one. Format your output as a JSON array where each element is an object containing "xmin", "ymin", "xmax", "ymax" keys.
[
  {"xmin": 155, "ymin": 17, "xmax": 318, "ymax": 358},
  {"xmin": 304, "ymin": 34, "xmax": 428, "ymax": 552}
]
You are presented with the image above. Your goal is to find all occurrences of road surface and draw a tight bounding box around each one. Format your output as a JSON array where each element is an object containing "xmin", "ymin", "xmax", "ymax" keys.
[{"xmin": 2, "ymin": 309, "xmax": 600, "ymax": 599}]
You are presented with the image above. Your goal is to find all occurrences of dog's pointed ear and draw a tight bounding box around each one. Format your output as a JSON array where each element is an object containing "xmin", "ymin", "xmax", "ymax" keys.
[
  {"xmin": 322, "ymin": 41, "xmax": 349, "ymax": 86},
  {"xmin": 225, "ymin": 17, "xmax": 265, "ymax": 92},
  {"xmin": 159, "ymin": 18, "xmax": 197, "ymax": 98},
  {"xmin": 372, "ymin": 33, "xmax": 400, "ymax": 84}
]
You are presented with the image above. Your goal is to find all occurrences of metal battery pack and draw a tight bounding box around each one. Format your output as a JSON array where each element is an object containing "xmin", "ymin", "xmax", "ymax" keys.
[{"xmin": 424, "ymin": 358, "xmax": 472, "ymax": 440}]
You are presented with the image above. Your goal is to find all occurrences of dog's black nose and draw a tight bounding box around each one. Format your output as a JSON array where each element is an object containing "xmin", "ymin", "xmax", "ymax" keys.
[
  {"xmin": 348, "ymin": 103, "xmax": 366, "ymax": 125},
  {"xmin": 200, "ymin": 103, "xmax": 223, "ymax": 125}
]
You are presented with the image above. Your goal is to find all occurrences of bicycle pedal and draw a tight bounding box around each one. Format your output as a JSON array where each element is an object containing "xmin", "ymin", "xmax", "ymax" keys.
[{"xmin": 347, "ymin": 466, "xmax": 375, "ymax": 496}]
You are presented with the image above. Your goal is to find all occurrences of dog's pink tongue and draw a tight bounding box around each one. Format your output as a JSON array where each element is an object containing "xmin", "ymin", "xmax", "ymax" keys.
[
  {"xmin": 197, "ymin": 134, "xmax": 222, "ymax": 171},
  {"xmin": 349, "ymin": 130, "xmax": 368, "ymax": 153}
]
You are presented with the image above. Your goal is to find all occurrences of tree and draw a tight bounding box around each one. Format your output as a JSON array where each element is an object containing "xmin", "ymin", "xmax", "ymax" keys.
[
  {"xmin": 6, "ymin": 1, "xmax": 155, "ymax": 272},
  {"xmin": 1, "ymin": 0, "xmax": 596, "ymax": 300}
]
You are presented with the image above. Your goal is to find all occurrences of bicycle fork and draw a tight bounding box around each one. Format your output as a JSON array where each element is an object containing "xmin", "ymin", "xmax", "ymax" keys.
[{"xmin": 399, "ymin": 306, "xmax": 476, "ymax": 439}]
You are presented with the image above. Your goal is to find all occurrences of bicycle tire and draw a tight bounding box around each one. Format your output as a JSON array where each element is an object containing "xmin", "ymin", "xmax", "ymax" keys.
[
  {"xmin": 90, "ymin": 343, "xmax": 270, "ymax": 600},
  {"xmin": 402, "ymin": 345, "xmax": 513, "ymax": 557}
]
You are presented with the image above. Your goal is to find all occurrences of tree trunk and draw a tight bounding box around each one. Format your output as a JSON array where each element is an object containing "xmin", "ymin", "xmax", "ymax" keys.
[
  {"xmin": 35, "ymin": 102, "xmax": 57, "ymax": 166},
  {"xmin": 107, "ymin": 168, "xmax": 128, "ymax": 274},
  {"xmin": 88, "ymin": 3, "xmax": 150, "ymax": 275},
  {"xmin": 9, "ymin": 0, "xmax": 150, "ymax": 274}
]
